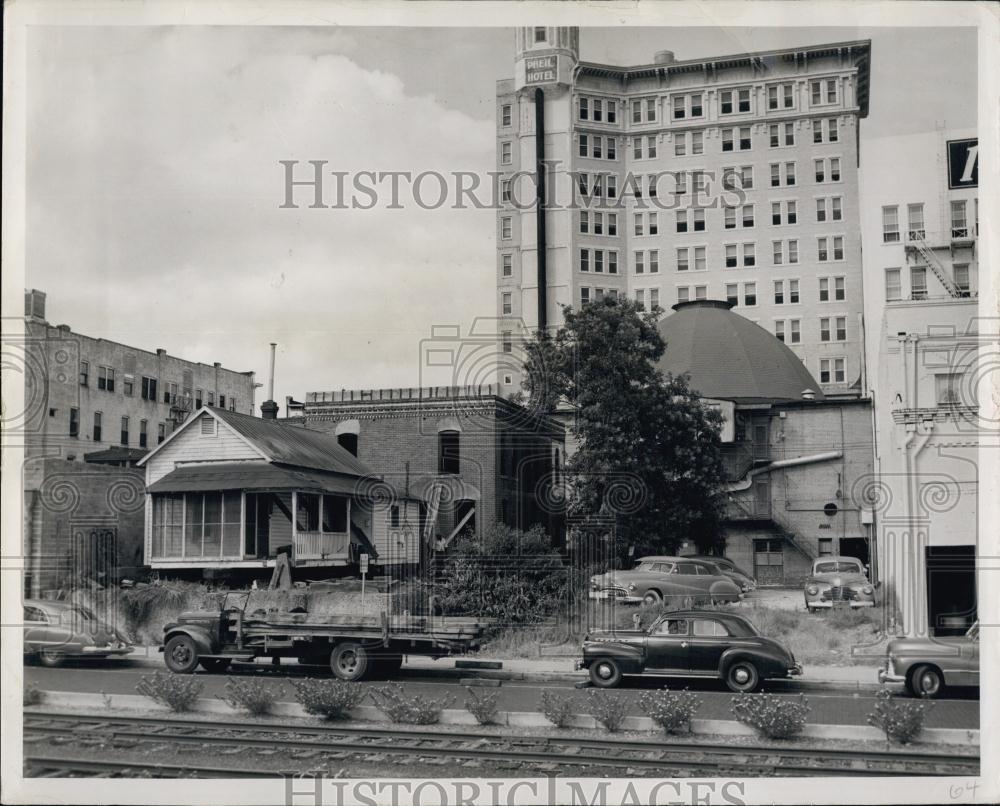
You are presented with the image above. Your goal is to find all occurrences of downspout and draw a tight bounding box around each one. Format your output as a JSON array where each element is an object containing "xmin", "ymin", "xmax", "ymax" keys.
[{"xmin": 534, "ymin": 87, "xmax": 547, "ymax": 333}]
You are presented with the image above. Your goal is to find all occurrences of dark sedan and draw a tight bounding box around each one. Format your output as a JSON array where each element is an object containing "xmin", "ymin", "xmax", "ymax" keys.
[
  {"xmin": 577, "ymin": 610, "xmax": 801, "ymax": 692},
  {"xmin": 23, "ymin": 600, "xmax": 133, "ymax": 667}
]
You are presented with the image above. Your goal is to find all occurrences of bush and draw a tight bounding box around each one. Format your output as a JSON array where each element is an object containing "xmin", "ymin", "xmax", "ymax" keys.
[
  {"xmin": 369, "ymin": 682, "xmax": 454, "ymax": 725},
  {"xmin": 730, "ymin": 692, "xmax": 810, "ymax": 739},
  {"xmin": 638, "ymin": 688, "xmax": 702, "ymax": 734},
  {"xmin": 464, "ymin": 687, "xmax": 500, "ymax": 725},
  {"xmin": 218, "ymin": 677, "xmax": 280, "ymax": 716},
  {"xmin": 24, "ymin": 681, "xmax": 44, "ymax": 706},
  {"xmin": 539, "ymin": 689, "xmax": 576, "ymax": 728},
  {"xmin": 866, "ymin": 688, "xmax": 934, "ymax": 744},
  {"xmin": 290, "ymin": 678, "xmax": 365, "ymax": 720},
  {"xmin": 585, "ymin": 689, "xmax": 628, "ymax": 733},
  {"xmin": 135, "ymin": 671, "xmax": 204, "ymax": 712}
]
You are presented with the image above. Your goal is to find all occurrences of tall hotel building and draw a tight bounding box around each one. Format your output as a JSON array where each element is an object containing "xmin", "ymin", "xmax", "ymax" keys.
[{"xmin": 495, "ymin": 27, "xmax": 871, "ymax": 398}]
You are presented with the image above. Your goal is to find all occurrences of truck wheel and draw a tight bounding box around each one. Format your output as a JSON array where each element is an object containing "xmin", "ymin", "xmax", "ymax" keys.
[
  {"xmin": 589, "ymin": 658, "xmax": 622, "ymax": 688},
  {"xmin": 164, "ymin": 635, "xmax": 200, "ymax": 674},
  {"xmin": 199, "ymin": 658, "xmax": 232, "ymax": 674},
  {"xmin": 725, "ymin": 660, "xmax": 760, "ymax": 693},
  {"xmin": 330, "ymin": 642, "xmax": 370, "ymax": 681}
]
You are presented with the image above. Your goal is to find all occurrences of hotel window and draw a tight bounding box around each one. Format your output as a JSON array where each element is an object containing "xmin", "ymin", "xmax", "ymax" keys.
[
  {"xmin": 647, "ymin": 135, "xmax": 658, "ymax": 158},
  {"xmin": 673, "ymin": 96, "xmax": 686, "ymax": 119},
  {"xmin": 502, "ymin": 254, "xmax": 512, "ymax": 277},
  {"xmin": 674, "ymin": 171, "xmax": 687, "ymax": 195},
  {"xmin": 742, "ymin": 205, "xmax": 754, "ymax": 228},
  {"xmin": 813, "ymin": 119, "xmax": 823, "ymax": 144},
  {"xmin": 676, "ymin": 287, "xmax": 689, "ymax": 303},
  {"xmin": 811, "ymin": 79, "xmax": 838, "ymax": 106},
  {"xmin": 163, "ymin": 381, "xmax": 178, "ymax": 405},
  {"xmin": 737, "ymin": 89, "xmax": 750, "ymax": 112},
  {"xmin": 691, "ymin": 94, "xmax": 703, "ymax": 116},
  {"xmin": 676, "ymin": 210, "xmax": 688, "ymax": 233},
  {"xmin": 675, "ymin": 133, "xmax": 687, "ymax": 156},
  {"xmin": 69, "ymin": 408, "xmax": 79, "ymax": 438},
  {"xmin": 695, "ymin": 285, "xmax": 707, "ymax": 300},
  {"xmin": 725, "ymin": 206, "xmax": 737, "ymax": 230},
  {"xmin": 834, "ymin": 237, "xmax": 844, "ymax": 260},
  {"xmin": 815, "ymin": 159, "xmax": 826, "ymax": 183},
  {"xmin": 744, "ymin": 282, "xmax": 757, "ymax": 306},
  {"xmin": 935, "ymin": 374, "xmax": 963, "ymax": 406},
  {"xmin": 789, "ymin": 280, "xmax": 800, "ymax": 304},
  {"xmin": 646, "ymin": 98, "xmax": 657, "ymax": 122},
  {"xmin": 693, "ymin": 209, "xmax": 705, "ymax": 232},
  {"xmin": 885, "ymin": 268, "xmax": 902, "ymax": 301},
  {"xmin": 772, "ymin": 201, "xmax": 796, "ymax": 225},
  {"xmin": 951, "ymin": 200, "xmax": 968, "ymax": 238},
  {"xmin": 834, "ymin": 276, "xmax": 845, "ymax": 300},
  {"xmin": 649, "ymin": 250, "xmax": 660, "ymax": 273},
  {"xmin": 743, "ymin": 243, "xmax": 756, "ymax": 267},
  {"xmin": 789, "ymin": 319, "xmax": 801, "ymax": 343},
  {"xmin": 578, "ymin": 134, "xmax": 588, "ymax": 158},
  {"xmin": 635, "ymin": 289, "xmax": 646, "ymax": 310},
  {"xmin": 93, "ymin": 411, "xmax": 102, "ymax": 442},
  {"xmin": 720, "ymin": 90, "xmax": 734, "ymax": 115},
  {"xmin": 534, "ymin": 27, "xmax": 546, "ymax": 43},
  {"xmin": 580, "ymin": 287, "xmax": 591, "ymax": 305},
  {"xmin": 722, "ymin": 128, "xmax": 734, "ymax": 152},
  {"xmin": 501, "ymin": 179, "xmax": 512, "ymax": 203},
  {"xmin": 677, "ymin": 248, "xmax": 689, "ymax": 272},
  {"xmin": 595, "ymin": 250, "xmax": 605, "ymax": 273},
  {"xmin": 609, "ymin": 251, "xmax": 618, "ymax": 274},
  {"xmin": 725, "ymin": 244, "xmax": 738, "ymax": 268},
  {"xmin": 121, "ymin": 416, "xmax": 129, "ymax": 446},
  {"xmin": 819, "ymin": 358, "xmax": 845, "ymax": 384},
  {"xmin": 769, "ymin": 125, "xmax": 780, "ymax": 148},
  {"xmin": 594, "ymin": 212, "xmax": 604, "ymax": 235},
  {"xmin": 502, "ymin": 292, "xmax": 513, "ymax": 314},
  {"xmin": 79, "ymin": 361, "xmax": 89, "ymax": 386},
  {"xmin": 595, "ymin": 288, "xmax": 605, "ymax": 302},
  {"xmin": 828, "ymin": 118, "xmax": 838, "ymax": 142},
  {"xmin": 770, "ymin": 163, "xmax": 780, "ymax": 187},
  {"xmin": 767, "ymin": 86, "xmax": 779, "ymax": 110},
  {"xmin": 648, "ymin": 212, "xmax": 658, "ymax": 235},
  {"xmin": 141, "ymin": 376, "xmax": 157, "ymax": 401},
  {"xmin": 608, "ymin": 213, "xmax": 618, "ymax": 236},
  {"xmin": 836, "ymin": 317, "xmax": 847, "ymax": 341},
  {"xmin": 580, "ymin": 249, "xmax": 590, "ymax": 272},
  {"xmin": 830, "ymin": 158, "xmax": 841, "ymax": 181},
  {"xmin": 739, "ymin": 127, "xmax": 751, "ymax": 149},
  {"xmin": 501, "ymin": 216, "xmax": 512, "ymax": 239},
  {"xmin": 632, "ymin": 99, "xmax": 642, "ymax": 124},
  {"xmin": 775, "ymin": 320, "xmax": 785, "ymax": 342},
  {"xmin": 592, "ymin": 137, "xmax": 603, "ymax": 159},
  {"xmin": 501, "ymin": 331, "xmax": 513, "ymax": 354},
  {"xmin": 606, "ymin": 175, "xmax": 617, "ymax": 199},
  {"xmin": 98, "ymin": 366, "xmax": 115, "ymax": 392},
  {"xmin": 954, "ymin": 264, "xmax": 971, "ymax": 296},
  {"xmin": 910, "ymin": 267, "xmax": 927, "ymax": 300},
  {"xmin": 501, "ymin": 104, "xmax": 512, "ymax": 127},
  {"xmin": 607, "ymin": 101, "xmax": 617, "ymax": 123},
  {"xmin": 634, "ymin": 213, "xmax": 644, "ymax": 237},
  {"xmin": 650, "ymin": 288, "xmax": 660, "ymax": 309},
  {"xmin": 632, "ymin": 136, "xmax": 642, "ymax": 160},
  {"xmin": 607, "ymin": 138, "xmax": 616, "ymax": 160},
  {"xmin": 785, "ymin": 162, "xmax": 796, "ymax": 186},
  {"xmin": 691, "ymin": 131, "xmax": 703, "ymax": 155},
  {"xmin": 579, "ymin": 97, "xmax": 589, "ymax": 120},
  {"xmin": 501, "ymin": 142, "xmax": 512, "ymax": 165},
  {"xmin": 635, "ymin": 251, "xmax": 645, "ymax": 274},
  {"xmin": 882, "ymin": 205, "xmax": 899, "ymax": 242},
  {"xmin": 593, "ymin": 99, "xmax": 603, "ymax": 122},
  {"xmin": 774, "ymin": 280, "xmax": 785, "ymax": 304},
  {"xmin": 726, "ymin": 283, "xmax": 739, "ymax": 306},
  {"xmin": 817, "ymin": 198, "xmax": 826, "ymax": 222},
  {"xmin": 694, "ymin": 247, "xmax": 706, "ymax": 271},
  {"xmin": 139, "ymin": 419, "xmax": 148, "ymax": 448},
  {"xmin": 580, "ymin": 210, "xmax": 589, "ymax": 234},
  {"xmin": 820, "ymin": 317, "xmax": 831, "ymax": 341},
  {"xmin": 907, "ymin": 203, "xmax": 925, "ymax": 239},
  {"xmin": 773, "ymin": 241, "xmax": 783, "ymax": 265},
  {"xmin": 831, "ymin": 197, "xmax": 842, "ymax": 221}
]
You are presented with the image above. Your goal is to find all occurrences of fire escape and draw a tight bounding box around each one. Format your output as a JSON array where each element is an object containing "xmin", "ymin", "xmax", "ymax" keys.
[{"xmin": 904, "ymin": 232, "xmax": 965, "ymax": 298}]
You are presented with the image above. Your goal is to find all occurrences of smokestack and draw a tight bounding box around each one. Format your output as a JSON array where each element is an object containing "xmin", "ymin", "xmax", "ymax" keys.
[{"xmin": 261, "ymin": 342, "xmax": 279, "ymax": 420}]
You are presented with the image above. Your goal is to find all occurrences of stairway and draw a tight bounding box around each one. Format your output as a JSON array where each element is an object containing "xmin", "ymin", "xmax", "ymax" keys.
[{"xmin": 905, "ymin": 232, "xmax": 962, "ymax": 297}]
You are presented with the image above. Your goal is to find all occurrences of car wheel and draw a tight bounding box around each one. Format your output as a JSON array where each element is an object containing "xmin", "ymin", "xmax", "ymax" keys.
[
  {"xmin": 330, "ymin": 642, "xmax": 370, "ymax": 682},
  {"xmin": 37, "ymin": 649, "xmax": 63, "ymax": 668},
  {"xmin": 199, "ymin": 658, "xmax": 232, "ymax": 674},
  {"xmin": 725, "ymin": 660, "xmax": 760, "ymax": 693},
  {"xmin": 164, "ymin": 635, "xmax": 201, "ymax": 674},
  {"xmin": 589, "ymin": 658, "xmax": 622, "ymax": 689},
  {"xmin": 908, "ymin": 664, "xmax": 944, "ymax": 699},
  {"xmin": 642, "ymin": 590, "xmax": 662, "ymax": 607}
]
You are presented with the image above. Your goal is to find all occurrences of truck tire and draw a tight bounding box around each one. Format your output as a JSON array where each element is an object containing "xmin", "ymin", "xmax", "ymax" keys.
[
  {"xmin": 199, "ymin": 658, "xmax": 232, "ymax": 673},
  {"xmin": 330, "ymin": 642, "xmax": 370, "ymax": 681},
  {"xmin": 164, "ymin": 635, "xmax": 201, "ymax": 674},
  {"xmin": 589, "ymin": 657, "xmax": 623, "ymax": 688}
]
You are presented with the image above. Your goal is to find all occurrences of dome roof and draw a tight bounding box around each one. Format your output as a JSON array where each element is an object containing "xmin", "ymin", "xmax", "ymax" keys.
[{"xmin": 655, "ymin": 300, "xmax": 825, "ymax": 403}]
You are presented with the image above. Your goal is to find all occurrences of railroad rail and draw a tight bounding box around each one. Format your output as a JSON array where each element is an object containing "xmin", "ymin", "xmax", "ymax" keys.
[{"xmin": 24, "ymin": 711, "xmax": 980, "ymax": 778}]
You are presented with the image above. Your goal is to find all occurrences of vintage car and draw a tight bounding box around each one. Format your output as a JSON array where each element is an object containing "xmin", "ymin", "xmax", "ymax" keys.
[
  {"xmin": 878, "ymin": 621, "xmax": 979, "ymax": 698},
  {"xmin": 23, "ymin": 599, "xmax": 133, "ymax": 667},
  {"xmin": 683, "ymin": 554, "xmax": 757, "ymax": 593},
  {"xmin": 577, "ymin": 610, "xmax": 801, "ymax": 691},
  {"xmin": 803, "ymin": 555, "xmax": 875, "ymax": 611},
  {"xmin": 589, "ymin": 556, "xmax": 743, "ymax": 606}
]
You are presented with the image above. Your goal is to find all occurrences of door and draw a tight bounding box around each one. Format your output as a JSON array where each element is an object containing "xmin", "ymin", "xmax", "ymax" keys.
[
  {"xmin": 644, "ymin": 617, "xmax": 691, "ymax": 670},
  {"xmin": 687, "ymin": 617, "xmax": 731, "ymax": 672},
  {"xmin": 754, "ymin": 539, "xmax": 784, "ymax": 586},
  {"xmin": 753, "ymin": 478, "xmax": 770, "ymax": 517},
  {"xmin": 671, "ymin": 561, "xmax": 703, "ymax": 602}
]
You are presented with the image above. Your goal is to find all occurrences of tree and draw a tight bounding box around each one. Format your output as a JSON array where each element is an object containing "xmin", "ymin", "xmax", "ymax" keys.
[{"xmin": 521, "ymin": 296, "xmax": 725, "ymax": 558}]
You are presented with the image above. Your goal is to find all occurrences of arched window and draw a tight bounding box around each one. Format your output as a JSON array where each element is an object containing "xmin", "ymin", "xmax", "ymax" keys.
[
  {"xmin": 438, "ymin": 430, "xmax": 460, "ymax": 475},
  {"xmin": 335, "ymin": 419, "xmax": 361, "ymax": 457}
]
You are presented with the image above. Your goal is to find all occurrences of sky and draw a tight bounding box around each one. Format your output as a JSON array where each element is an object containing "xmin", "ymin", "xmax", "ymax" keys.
[{"xmin": 26, "ymin": 24, "xmax": 977, "ymax": 411}]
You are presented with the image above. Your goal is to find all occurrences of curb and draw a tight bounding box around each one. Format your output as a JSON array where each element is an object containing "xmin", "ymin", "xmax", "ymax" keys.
[{"xmin": 33, "ymin": 690, "xmax": 980, "ymax": 747}]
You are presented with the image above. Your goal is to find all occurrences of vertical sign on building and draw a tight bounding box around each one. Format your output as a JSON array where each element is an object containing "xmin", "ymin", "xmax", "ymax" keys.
[
  {"xmin": 524, "ymin": 55, "xmax": 558, "ymax": 86},
  {"xmin": 947, "ymin": 139, "xmax": 978, "ymax": 188}
]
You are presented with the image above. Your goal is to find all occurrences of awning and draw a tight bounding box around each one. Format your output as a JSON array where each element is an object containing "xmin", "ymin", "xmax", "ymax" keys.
[{"xmin": 147, "ymin": 462, "xmax": 381, "ymax": 497}]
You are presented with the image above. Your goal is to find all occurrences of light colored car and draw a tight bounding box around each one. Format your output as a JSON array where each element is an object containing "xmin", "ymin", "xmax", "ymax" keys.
[
  {"xmin": 23, "ymin": 599, "xmax": 133, "ymax": 667},
  {"xmin": 589, "ymin": 556, "xmax": 743, "ymax": 607},
  {"xmin": 683, "ymin": 554, "xmax": 757, "ymax": 593},
  {"xmin": 803, "ymin": 556, "xmax": 875, "ymax": 611},
  {"xmin": 878, "ymin": 621, "xmax": 979, "ymax": 698}
]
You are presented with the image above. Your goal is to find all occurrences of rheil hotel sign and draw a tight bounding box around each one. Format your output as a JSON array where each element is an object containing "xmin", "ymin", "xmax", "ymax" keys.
[
  {"xmin": 947, "ymin": 139, "xmax": 978, "ymax": 189},
  {"xmin": 525, "ymin": 55, "xmax": 558, "ymax": 85}
]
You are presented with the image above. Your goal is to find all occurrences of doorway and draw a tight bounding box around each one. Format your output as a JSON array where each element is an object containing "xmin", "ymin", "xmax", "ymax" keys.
[
  {"xmin": 753, "ymin": 538, "xmax": 784, "ymax": 586},
  {"xmin": 925, "ymin": 546, "xmax": 976, "ymax": 636}
]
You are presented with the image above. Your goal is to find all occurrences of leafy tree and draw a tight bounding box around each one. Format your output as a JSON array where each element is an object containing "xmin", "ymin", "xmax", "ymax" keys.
[{"xmin": 521, "ymin": 296, "xmax": 725, "ymax": 557}]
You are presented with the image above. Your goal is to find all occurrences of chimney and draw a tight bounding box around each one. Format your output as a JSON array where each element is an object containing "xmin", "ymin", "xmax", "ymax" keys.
[
  {"xmin": 24, "ymin": 289, "xmax": 47, "ymax": 322},
  {"xmin": 654, "ymin": 50, "xmax": 675, "ymax": 65},
  {"xmin": 261, "ymin": 343, "xmax": 278, "ymax": 419}
]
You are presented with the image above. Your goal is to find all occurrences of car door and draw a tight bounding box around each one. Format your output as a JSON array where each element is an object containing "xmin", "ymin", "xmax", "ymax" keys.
[
  {"xmin": 687, "ymin": 617, "xmax": 731, "ymax": 672},
  {"xmin": 23, "ymin": 606, "xmax": 50, "ymax": 653},
  {"xmin": 644, "ymin": 617, "xmax": 690, "ymax": 671},
  {"xmin": 672, "ymin": 562, "xmax": 703, "ymax": 597}
]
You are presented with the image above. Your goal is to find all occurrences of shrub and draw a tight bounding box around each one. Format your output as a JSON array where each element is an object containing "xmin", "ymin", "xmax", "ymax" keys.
[
  {"xmin": 866, "ymin": 688, "xmax": 934, "ymax": 744},
  {"xmin": 730, "ymin": 692, "xmax": 810, "ymax": 739},
  {"xmin": 637, "ymin": 688, "xmax": 702, "ymax": 734},
  {"xmin": 135, "ymin": 671, "xmax": 204, "ymax": 712},
  {"xmin": 539, "ymin": 689, "xmax": 576, "ymax": 728},
  {"xmin": 290, "ymin": 678, "xmax": 365, "ymax": 720},
  {"xmin": 24, "ymin": 681, "xmax": 44, "ymax": 707},
  {"xmin": 219, "ymin": 677, "xmax": 280, "ymax": 716},
  {"xmin": 369, "ymin": 682, "xmax": 454, "ymax": 725},
  {"xmin": 585, "ymin": 689, "xmax": 628, "ymax": 733},
  {"xmin": 464, "ymin": 687, "xmax": 500, "ymax": 725}
]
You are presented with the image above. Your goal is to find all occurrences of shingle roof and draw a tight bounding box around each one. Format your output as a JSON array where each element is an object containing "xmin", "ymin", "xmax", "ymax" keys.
[
  {"xmin": 210, "ymin": 408, "xmax": 374, "ymax": 476},
  {"xmin": 84, "ymin": 447, "xmax": 149, "ymax": 463},
  {"xmin": 146, "ymin": 462, "xmax": 372, "ymax": 496},
  {"xmin": 656, "ymin": 300, "xmax": 825, "ymax": 404}
]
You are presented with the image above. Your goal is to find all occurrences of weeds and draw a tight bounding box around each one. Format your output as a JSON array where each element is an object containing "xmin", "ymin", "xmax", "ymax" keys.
[
  {"xmin": 219, "ymin": 677, "xmax": 280, "ymax": 716},
  {"xmin": 369, "ymin": 682, "xmax": 454, "ymax": 725},
  {"xmin": 585, "ymin": 689, "xmax": 628, "ymax": 733},
  {"xmin": 463, "ymin": 687, "xmax": 501, "ymax": 725},
  {"xmin": 539, "ymin": 689, "xmax": 576, "ymax": 728},
  {"xmin": 290, "ymin": 678, "xmax": 365, "ymax": 720},
  {"xmin": 135, "ymin": 671, "xmax": 204, "ymax": 712},
  {"xmin": 730, "ymin": 692, "xmax": 810, "ymax": 739},
  {"xmin": 24, "ymin": 681, "xmax": 44, "ymax": 707},
  {"xmin": 866, "ymin": 688, "xmax": 934, "ymax": 744},
  {"xmin": 637, "ymin": 688, "xmax": 702, "ymax": 734}
]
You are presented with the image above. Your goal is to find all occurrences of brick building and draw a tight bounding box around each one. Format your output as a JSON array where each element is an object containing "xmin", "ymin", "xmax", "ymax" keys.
[
  {"xmin": 496, "ymin": 27, "xmax": 870, "ymax": 400},
  {"xmin": 297, "ymin": 385, "xmax": 566, "ymax": 547}
]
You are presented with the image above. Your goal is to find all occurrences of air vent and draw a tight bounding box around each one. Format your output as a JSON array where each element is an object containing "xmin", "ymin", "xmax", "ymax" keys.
[{"xmin": 201, "ymin": 417, "xmax": 216, "ymax": 436}]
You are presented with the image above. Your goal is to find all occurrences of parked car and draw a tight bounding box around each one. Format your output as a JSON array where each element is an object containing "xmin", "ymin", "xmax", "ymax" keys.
[
  {"xmin": 803, "ymin": 556, "xmax": 875, "ymax": 611},
  {"xmin": 878, "ymin": 621, "xmax": 979, "ymax": 698},
  {"xmin": 589, "ymin": 557, "xmax": 743, "ymax": 606},
  {"xmin": 683, "ymin": 554, "xmax": 757, "ymax": 592},
  {"xmin": 23, "ymin": 599, "xmax": 133, "ymax": 667},
  {"xmin": 577, "ymin": 610, "xmax": 802, "ymax": 692}
]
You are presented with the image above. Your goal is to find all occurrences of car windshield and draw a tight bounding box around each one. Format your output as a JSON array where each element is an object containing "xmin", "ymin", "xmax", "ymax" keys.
[{"xmin": 814, "ymin": 561, "xmax": 862, "ymax": 574}]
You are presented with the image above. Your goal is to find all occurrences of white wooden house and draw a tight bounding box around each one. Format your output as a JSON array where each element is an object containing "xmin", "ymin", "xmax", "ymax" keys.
[{"xmin": 137, "ymin": 407, "xmax": 424, "ymax": 572}]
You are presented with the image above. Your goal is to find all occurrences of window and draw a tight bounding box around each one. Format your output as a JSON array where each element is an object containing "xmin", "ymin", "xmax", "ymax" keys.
[
  {"xmin": 836, "ymin": 317, "xmax": 847, "ymax": 341},
  {"xmin": 773, "ymin": 241, "xmax": 783, "ymax": 265},
  {"xmin": 593, "ymin": 99, "xmax": 603, "ymax": 122},
  {"xmin": 790, "ymin": 319, "xmax": 801, "ymax": 343},
  {"xmin": 691, "ymin": 94, "xmax": 703, "ymax": 117},
  {"xmin": 594, "ymin": 212, "xmax": 604, "ymax": 235},
  {"xmin": 880, "ymin": 205, "xmax": 899, "ymax": 242},
  {"xmin": 676, "ymin": 248, "xmax": 689, "ymax": 272},
  {"xmin": 501, "ymin": 216, "xmax": 512, "ymax": 239},
  {"xmin": 774, "ymin": 280, "xmax": 785, "ymax": 304},
  {"xmin": 819, "ymin": 277, "xmax": 830, "ymax": 302},
  {"xmin": 725, "ymin": 206, "xmax": 736, "ymax": 230},
  {"xmin": 650, "ymin": 288, "xmax": 660, "ymax": 309},
  {"xmin": 140, "ymin": 375, "xmax": 157, "ymax": 401},
  {"xmin": 833, "ymin": 236, "xmax": 844, "ymax": 260},
  {"xmin": 722, "ymin": 128, "xmax": 734, "ymax": 152},
  {"xmin": 693, "ymin": 247, "xmax": 706, "ymax": 271},
  {"xmin": 742, "ymin": 205, "xmax": 754, "ymax": 228},
  {"xmin": 935, "ymin": 374, "xmax": 962, "ymax": 406},
  {"xmin": 592, "ymin": 136, "xmax": 602, "ymax": 159},
  {"xmin": 646, "ymin": 97, "xmax": 656, "ymax": 122},
  {"xmin": 910, "ymin": 267, "xmax": 927, "ymax": 300},
  {"xmin": 726, "ymin": 283, "xmax": 739, "ymax": 306},
  {"xmin": 501, "ymin": 104, "xmax": 512, "ymax": 127},
  {"xmin": 438, "ymin": 430, "xmax": 460, "ymax": 474},
  {"xmin": 692, "ymin": 208, "xmax": 705, "ymax": 232},
  {"xmin": 607, "ymin": 137, "xmax": 616, "ymax": 160},
  {"xmin": 743, "ymin": 243, "xmax": 755, "ymax": 267},
  {"xmin": 830, "ymin": 158, "xmax": 841, "ymax": 181},
  {"xmin": 93, "ymin": 411, "xmax": 102, "ymax": 442},
  {"xmin": 737, "ymin": 88, "xmax": 750, "ymax": 112},
  {"xmin": 164, "ymin": 381, "xmax": 178, "ymax": 405},
  {"xmin": 595, "ymin": 250, "xmax": 605, "ymax": 273},
  {"xmin": 158, "ymin": 422, "xmax": 166, "ymax": 444},
  {"xmin": 534, "ymin": 27, "xmax": 546, "ymax": 43},
  {"xmin": 725, "ymin": 244, "xmax": 738, "ymax": 268},
  {"xmin": 691, "ymin": 131, "xmax": 703, "ymax": 155},
  {"xmin": 818, "ymin": 538, "xmax": 834, "ymax": 557},
  {"xmin": 819, "ymin": 358, "xmax": 846, "ymax": 384},
  {"xmin": 631, "ymin": 99, "xmax": 642, "ymax": 124},
  {"xmin": 635, "ymin": 289, "xmax": 645, "ymax": 310},
  {"xmin": 580, "ymin": 287, "xmax": 591, "ymax": 305},
  {"xmin": 608, "ymin": 251, "xmax": 618, "ymax": 274},
  {"xmin": 676, "ymin": 287, "xmax": 689, "ymax": 303},
  {"xmin": 720, "ymin": 90, "xmax": 734, "ymax": 115},
  {"xmin": 789, "ymin": 279, "xmax": 800, "ymax": 304},
  {"xmin": 769, "ymin": 124, "xmax": 779, "ymax": 148},
  {"xmin": 501, "ymin": 141, "xmax": 512, "ymax": 165},
  {"xmin": 772, "ymin": 201, "xmax": 796, "ymax": 225},
  {"xmin": 123, "ymin": 375, "xmax": 134, "ymax": 396},
  {"xmin": 502, "ymin": 292, "xmax": 513, "ymax": 315},
  {"xmin": 692, "ymin": 618, "xmax": 730, "ymax": 637},
  {"xmin": 811, "ymin": 78, "xmax": 838, "ymax": 105},
  {"xmin": 578, "ymin": 134, "xmax": 588, "ymax": 158},
  {"xmin": 954, "ymin": 264, "xmax": 971, "ymax": 296},
  {"xmin": 831, "ymin": 197, "xmax": 842, "ymax": 221},
  {"xmin": 608, "ymin": 213, "xmax": 618, "ymax": 236},
  {"xmin": 501, "ymin": 179, "xmax": 512, "ymax": 204},
  {"xmin": 635, "ymin": 251, "xmax": 645, "ymax": 274},
  {"xmin": 673, "ymin": 96, "xmax": 685, "ymax": 119},
  {"xmin": 69, "ymin": 407, "xmax": 79, "ymax": 437},
  {"xmin": 820, "ymin": 317, "xmax": 831, "ymax": 341},
  {"xmin": 580, "ymin": 249, "xmax": 590, "ymax": 272},
  {"xmin": 583, "ymin": 210, "xmax": 591, "ymax": 236},
  {"xmin": 79, "ymin": 361, "xmax": 89, "ymax": 386},
  {"xmin": 595, "ymin": 288, "xmax": 605, "ymax": 302},
  {"xmin": 649, "ymin": 250, "xmax": 659, "ymax": 274},
  {"xmin": 828, "ymin": 118, "xmax": 838, "ymax": 142},
  {"xmin": 786, "ymin": 162, "xmax": 796, "ymax": 185},
  {"xmin": 607, "ymin": 175, "xmax": 617, "ymax": 199},
  {"xmin": 695, "ymin": 285, "xmax": 707, "ymax": 300},
  {"xmin": 744, "ymin": 282, "xmax": 757, "ymax": 306},
  {"xmin": 674, "ymin": 133, "xmax": 686, "ymax": 156},
  {"xmin": 813, "ymin": 119, "xmax": 823, "ymax": 144},
  {"xmin": 632, "ymin": 136, "xmax": 642, "ymax": 160},
  {"xmin": 676, "ymin": 210, "xmax": 687, "ymax": 234},
  {"xmin": 97, "ymin": 366, "xmax": 115, "ymax": 392},
  {"xmin": 738, "ymin": 127, "xmax": 751, "ymax": 150},
  {"xmin": 120, "ymin": 416, "xmax": 129, "ymax": 445},
  {"xmin": 907, "ymin": 203, "xmax": 925, "ymax": 240},
  {"xmin": 502, "ymin": 254, "xmax": 512, "ymax": 277},
  {"xmin": 139, "ymin": 419, "xmax": 148, "ymax": 448},
  {"xmin": 951, "ymin": 200, "xmax": 968, "ymax": 238},
  {"xmin": 606, "ymin": 101, "xmax": 616, "ymax": 124},
  {"xmin": 834, "ymin": 276, "xmax": 845, "ymax": 300},
  {"xmin": 775, "ymin": 320, "xmax": 785, "ymax": 342},
  {"xmin": 207, "ymin": 392, "xmax": 214, "ymax": 406},
  {"xmin": 647, "ymin": 212, "xmax": 657, "ymax": 236},
  {"xmin": 885, "ymin": 268, "xmax": 902, "ymax": 301}
]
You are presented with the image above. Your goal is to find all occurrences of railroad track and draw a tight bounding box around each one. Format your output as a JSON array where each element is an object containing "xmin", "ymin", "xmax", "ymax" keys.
[{"xmin": 23, "ymin": 711, "xmax": 979, "ymax": 778}]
